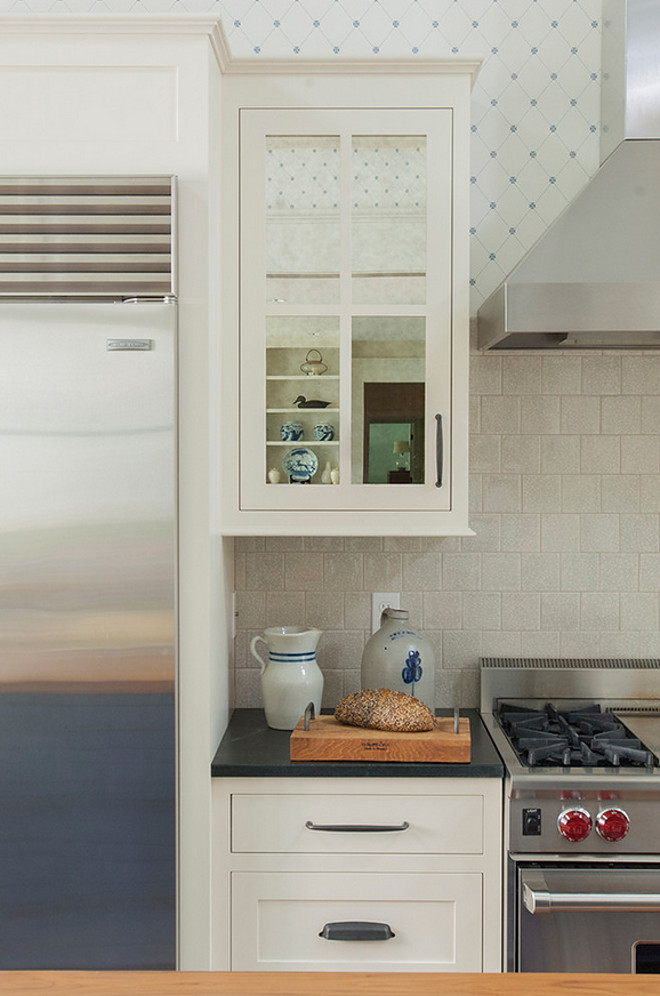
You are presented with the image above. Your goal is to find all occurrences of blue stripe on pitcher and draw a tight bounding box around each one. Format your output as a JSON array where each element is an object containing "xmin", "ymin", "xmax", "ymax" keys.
[{"xmin": 269, "ymin": 652, "xmax": 317, "ymax": 662}]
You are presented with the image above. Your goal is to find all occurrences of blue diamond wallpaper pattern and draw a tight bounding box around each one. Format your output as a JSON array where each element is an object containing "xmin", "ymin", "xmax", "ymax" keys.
[{"xmin": 0, "ymin": 0, "xmax": 602, "ymax": 313}]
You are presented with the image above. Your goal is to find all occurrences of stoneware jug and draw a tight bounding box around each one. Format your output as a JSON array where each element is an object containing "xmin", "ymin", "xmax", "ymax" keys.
[
  {"xmin": 250, "ymin": 626, "xmax": 324, "ymax": 730},
  {"xmin": 361, "ymin": 607, "xmax": 435, "ymax": 710}
]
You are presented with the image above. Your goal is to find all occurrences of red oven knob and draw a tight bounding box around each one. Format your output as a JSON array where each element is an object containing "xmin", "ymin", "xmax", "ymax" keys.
[
  {"xmin": 596, "ymin": 807, "xmax": 630, "ymax": 842},
  {"xmin": 557, "ymin": 807, "xmax": 592, "ymax": 842}
]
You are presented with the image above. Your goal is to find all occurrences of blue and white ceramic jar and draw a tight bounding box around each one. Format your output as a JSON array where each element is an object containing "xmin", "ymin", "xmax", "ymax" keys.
[
  {"xmin": 360, "ymin": 608, "xmax": 435, "ymax": 710},
  {"xmin": 313, "ymin": 423, "xmax": 335, "ymax": 441},
  {"xmin": 280, "ymin": 421, "xmax": 304, "ymax": 442}
]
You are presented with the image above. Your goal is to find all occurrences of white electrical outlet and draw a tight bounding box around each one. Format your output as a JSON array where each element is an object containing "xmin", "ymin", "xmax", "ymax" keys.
[{"xmin": 371, "ymin": 592, "xmax": 400, "ymax": 633}]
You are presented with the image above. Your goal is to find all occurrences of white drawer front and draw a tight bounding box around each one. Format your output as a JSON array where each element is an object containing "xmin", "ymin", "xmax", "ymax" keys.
[
  {"xmin": 231, "ymin": 792, "xmax": 484, "ymax": 854},
  {"xmin": 231, "ymin": 871, "xmax": 482, "ymax": 972}
]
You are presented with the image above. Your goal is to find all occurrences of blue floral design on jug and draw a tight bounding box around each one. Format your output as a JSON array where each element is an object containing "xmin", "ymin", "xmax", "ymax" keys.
[{"xmin": 402, "ymin": 649, "xmax": 423, "ymax": 696}]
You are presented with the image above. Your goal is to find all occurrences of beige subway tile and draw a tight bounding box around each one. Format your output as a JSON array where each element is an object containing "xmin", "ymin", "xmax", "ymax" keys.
[
  {"xmin": 442, "ymin": 630, "xmax": 482, "ymax": 670},
  {"xmin": 521, "ymin": 631, "xmax": 561, "ymax": 656},
  {"xmin": 304, "ymin": 592, "xmax": 344, "ymax": 630},
  {"xmin": 602, "ymin": 396, "xmax": 641, "ymax": 434},
  {"xmin": 502, "ymin": 435, "xmax": 541, "ymax": 474},
  {"xmin": 640, "ymin": 553, "xmax": 660, "ymax": 590},
  {"xmin": 561, "ymin": 553, "xmax": 598, "ymax": 590},
  {"xmin": 363, "ymin": 552, "xmax": 403, "ymax": 591},
  {"xmin": 541, "ymin": 513, "xmax": 580, "ymax": 551},
  {"xmin": 620, "ymin": 593, "xmax": 659, "ymax": 631},
  {"xmin": 522, "ymin": 552, "xmax": 561, "ymax": 591},
  {"xmin": 641, "ymin": 396, "xmax": 660, "ymax": 433},
  {"xmin": 480, "ymin": 631, "xmax": 522, "ymax": 657},
  {"xmin": 562, "ymin": 474, "xmax": 601, "ymax": 513},
  {"xmin": 317, "ymin": 629, "xmax": 364, "ymax": 670},
  {"xmin": 344, "ymin": 537, "xmax": 383, "ymax": 551},
  {"xmin": 501, "ymin": 514, "xmax": 541, "ymax": 552},
  {"xmin": 620, "ymin": 514, "xmax": 660, "ymax": 552},
  {"xmin": 463, "ymin": 592, "xmax": 501, "ymax": 631},
  {"xmin": 323, "ymin": 552, "xmax": 363, "ymax": 591},
  {"xmin": 284, "ymin": 552, "xmax": 323, "ymax": 591},
  {"xmin": 621, "ymin": 436, "xmax": 660, "ymax": 474},
  {"xmin": 384, "ymin": 536, "xmax": 423, "ymax": 552},
  {"xmin": 235, "ymin": 536, "xmax": 266, "ymax": 553},
  {"xmin": 470, "ymin": 353, "xmax": 502, "ymax": 394},
  {"xmin": 481, "ymin": 395, "xmax": 521, "ymax": 434},
  {"xmin": 580, "ymin": 592, "xmax": 620, "ymax": 630},
  {"xmin": 560, "ymin": 395, "xmax": 600, "ymax": 434},
  {"xmin": 234, "ymin": 552, "xmax": 246, "ymax": 590},
  {"xmin": 304, "ymin": 536, "xmax": 345, "ymax": 551},
  {"xmin": 641, "ymin": 476, "xmax": 660, "ymax": 512},
  {"xmin": 580, "ymin": 435, "xmax": 620, "ymax": 474},
  {"xmin": 599, "ymin": 553, "xmax": 639, "ymax": 591},
  {"xmin": 522, "ymin": 475, "xmax": 561, "ymax": 512},
  {"xmin": 622, "ymin": 355, "xmax": 660, "ymax": 395},
  {"xmin": 402, "ymin": 551, "xmax": 441, "ymax": 590},
  {"xmin": 246, "ymin": 552, "xmax": 285, "ymax": 590},
  {"xmin": 581, "ymin": 355, "xmax": 621, "ymax": 395},
  {"xmin": 235, "ymin": 591, "xmax": 266, "ymax": 630},
  {"xmin": 423, "ymin": 591, "xmax": 462, "ymax": 631},
  {"xmin": 342, "ymin": 670, "xmax": 361, "ymax": 697},
  {"xmin": 482, "ymin": 552, "xmax": 521, "ymax": 591},
  {"xmin": 461, "ymin": 513, "xmax": 501, "ymax": 552},
  {"xmin": 320, "ymin": 670, "xmax": 344, "ymax": 709},
  {"xmin": 442, "ymin": 552, "xmax": 481, "ymax": 591},
  {"xmin": 233, "ymin": 669, "xmax": 262, "ymax": 709},
  {"xmin": 502, "ymin": 592, "xmax": 540, "ymax": 631},
  {"xmin": 581, "ymin": 514, "xmax": 619, "ymax": 552},
  {"xmin": 542, "ymin": 355, "xmax": 582, "ymax": 395},
  {"xmin": 521, "ymin": 395, "xmax": 560, "ymax": 434},
  {"xmin": 470, "ymin": 434, "xmax": 501, "ymax": 473},
  {"xmin": 399, "ymin": 591, "xmax": 424, "ymax": 624},
  {"xmin": 343, "ymin": 591, "xmax": 371, "ymax": 630},
  {"xmin": 265, "ymin": 591, "xmax": 306, "ymax": 627},
  {"xmin": 502, "ymin": 355, "xmax": 542, "ymax": 395},
  {"xmin": 561, "ymin": 632, "xmax": 605, "ymax": 656},
  {"xmin": 541, "ymin": 592, "xmax": 579, "ymax": 630},
  {"xmin": 469, "ymin": 473, "xmax": 483, "ymax": 512},
  {"xmin": 601, "ymin": 475, "xmax": 640, "ymax": 512},
  {"xmin": 265, "ymin": 536, "xmax": 305, "ymax": 551},
  {"xmin": 637, "ymin": 631, "xmax": 660, "ymax": 656},
  {"xmin": 470, "ymin": 394, "xmax": 481, "ymax": 433},
  {"xmin": 541, "ymin": 435, "xmax": 580, "ymax": 474},
  {"xmin": 483, "ymin": 474, "xmax": 522, "ymax": 512}
]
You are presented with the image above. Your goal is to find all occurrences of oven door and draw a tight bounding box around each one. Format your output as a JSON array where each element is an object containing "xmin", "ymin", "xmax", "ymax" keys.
[{"xmin": 517, "ymin": 864, "xmax": 660, "ymax": 973}]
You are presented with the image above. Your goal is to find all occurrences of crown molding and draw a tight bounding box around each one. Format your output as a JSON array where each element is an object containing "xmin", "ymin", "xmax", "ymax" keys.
[{"xmin": 0, "ymin": 15, "xmax": 480, "ymax": 84}]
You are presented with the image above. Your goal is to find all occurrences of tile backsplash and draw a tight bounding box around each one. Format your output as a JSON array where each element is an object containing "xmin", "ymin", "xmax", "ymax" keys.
[{"xmin": 234, "ymin": 350, "xmax": 660, "ymax": 711}]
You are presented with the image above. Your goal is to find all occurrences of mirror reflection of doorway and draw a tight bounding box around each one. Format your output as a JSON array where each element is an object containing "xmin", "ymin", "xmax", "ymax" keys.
[{"xmin": 363, "ymin": 382, "xmax": 425, "ymax": 483}]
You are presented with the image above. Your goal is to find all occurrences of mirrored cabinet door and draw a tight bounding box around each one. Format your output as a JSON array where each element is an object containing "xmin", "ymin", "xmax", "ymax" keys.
[{"xmin": 239, "ymin": 107, "xmax": 454, "ymax": 513}]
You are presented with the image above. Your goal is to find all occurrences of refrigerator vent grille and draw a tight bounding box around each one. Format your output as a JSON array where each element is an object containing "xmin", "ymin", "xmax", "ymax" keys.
[{"xmin": 0, "ymin": 175, "xmax": 175, "ymax": 298}]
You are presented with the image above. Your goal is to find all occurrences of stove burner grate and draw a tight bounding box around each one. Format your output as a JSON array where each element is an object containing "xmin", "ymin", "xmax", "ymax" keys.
[{"xmin": 499, "ymin": 702, "xmax": 657, "ymax": 769}]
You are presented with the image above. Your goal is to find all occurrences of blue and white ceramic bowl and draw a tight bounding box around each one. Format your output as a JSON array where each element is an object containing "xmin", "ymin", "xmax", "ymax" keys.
[
  {"xmin": 282, "ymin": 447, "xmax": 319, "ymax": 481},
  {"xmin": 280, "ymin": 421, "xmax": 304, "ymax": 442},
  {"xmin": 313, "ymin": 423, "xmax": 335, "ymax": 441}
]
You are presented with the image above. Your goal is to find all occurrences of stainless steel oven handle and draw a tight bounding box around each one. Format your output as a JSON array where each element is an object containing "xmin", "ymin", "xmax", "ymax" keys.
[{"xmin": 522, "ymin": 871, "xmax": 660, "ymax": 914}]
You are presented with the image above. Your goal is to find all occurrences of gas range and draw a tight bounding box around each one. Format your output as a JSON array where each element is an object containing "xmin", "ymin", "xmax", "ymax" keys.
[{"xmin": 480, "ymin": 657, "xmax": 660, "ymax": 855}]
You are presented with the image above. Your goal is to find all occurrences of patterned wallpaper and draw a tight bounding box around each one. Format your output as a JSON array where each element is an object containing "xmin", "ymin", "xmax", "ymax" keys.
[{"xmin": 0, "ymin": 0, "xmax": 604, "ymax": 313}]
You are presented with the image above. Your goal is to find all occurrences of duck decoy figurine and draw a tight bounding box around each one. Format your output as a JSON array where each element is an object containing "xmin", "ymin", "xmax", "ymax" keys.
[{"xmin": 293, "ymin": 395, "xmax": 331, "ymax": 409}]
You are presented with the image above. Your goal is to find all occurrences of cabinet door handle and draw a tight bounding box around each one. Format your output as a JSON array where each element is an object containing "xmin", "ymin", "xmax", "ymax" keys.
[
  {"xmin": 435, "ymin": 413, "xmax": 443, "ymax": 488},
  {"xmin": 319, "ymin": 921, "xmax": 395, "ymax": 941},
  {"xmin": 305, "ymin": 820, "xmax": 409, "ymax": 833}
]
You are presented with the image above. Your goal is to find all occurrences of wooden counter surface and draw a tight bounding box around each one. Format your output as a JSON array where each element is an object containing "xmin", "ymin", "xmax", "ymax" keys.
[{"xmin": 1, "ymin": 973, "xmax": 658, "ymax": 996}]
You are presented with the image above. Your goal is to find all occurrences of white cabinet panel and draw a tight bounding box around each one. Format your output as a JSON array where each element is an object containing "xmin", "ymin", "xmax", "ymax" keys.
[
  {"xmin": 231, "ymin": 871, "xmax": 482, "ymax": 972},
  {"xmin": 231, "ymin": 792, "xmax": 484, "ymax": 854}
]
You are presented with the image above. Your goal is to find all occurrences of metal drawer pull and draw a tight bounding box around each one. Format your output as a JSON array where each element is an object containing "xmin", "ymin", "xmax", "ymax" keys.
[
  {"xmin": 435, "ymin": 413, "xmax": 443, "ymax": 488},
  {"xmin": 305, "ymin": 820, "xmax": 410, "ymax": 833},
  {"xmin": 319, "ymin": 921, "xmax": 395, "ymax": 941},
  {"xmin": 524, "ymin": 883, "xmax": 660, "ymax": 915}
]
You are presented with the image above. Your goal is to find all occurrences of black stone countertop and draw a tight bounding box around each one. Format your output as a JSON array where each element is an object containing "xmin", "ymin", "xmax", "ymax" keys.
[{"xmin": 211, "ymin": 708, "xmax": 504, "ymax": 778}]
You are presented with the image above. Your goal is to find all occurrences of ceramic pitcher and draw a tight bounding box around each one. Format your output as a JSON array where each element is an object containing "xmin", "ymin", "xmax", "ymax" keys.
[
  {"xmin": 361, "ymin": 607, "xmax": 435, "ymax": 710},
  {"xmin": 250, "ymin": 626, "xmax": 324, "ymax": 730}
]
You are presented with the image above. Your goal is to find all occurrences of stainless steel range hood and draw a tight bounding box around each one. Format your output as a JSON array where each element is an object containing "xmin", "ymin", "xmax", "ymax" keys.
[{"xmin": 478, "ymin": 0, "xmax": 660, "ymax": 350}]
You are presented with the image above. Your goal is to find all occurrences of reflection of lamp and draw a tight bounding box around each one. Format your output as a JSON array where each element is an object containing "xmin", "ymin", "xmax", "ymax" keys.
[{"xmin": 393, "ymin": 440, "xmax": 410, "ymax": 470}]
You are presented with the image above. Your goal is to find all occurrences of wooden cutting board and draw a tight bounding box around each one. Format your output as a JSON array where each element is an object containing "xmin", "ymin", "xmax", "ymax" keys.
[{"xmin": 290, "ymin": 714, "xmax": 471, "ymax": 763}]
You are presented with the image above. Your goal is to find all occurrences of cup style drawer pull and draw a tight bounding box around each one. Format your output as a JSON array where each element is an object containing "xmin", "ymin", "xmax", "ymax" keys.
[
  {"xmin": 319, "ymin": 921, "xmax": 395, "ymax": 941},
  {"xmin": 305, "ymin": 820, "xmax": 410, "ymax": 833}
]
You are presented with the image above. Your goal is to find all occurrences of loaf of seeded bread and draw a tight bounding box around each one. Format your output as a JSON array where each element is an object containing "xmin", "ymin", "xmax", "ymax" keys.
[{"xmin": 334, "ymin": 688, "xmax": 434, "ymax": 732}]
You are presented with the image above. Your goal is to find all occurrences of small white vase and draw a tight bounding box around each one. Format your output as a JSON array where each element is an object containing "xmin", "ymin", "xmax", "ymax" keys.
[
  {"xmin": 267, "ymin": 468, "xmax": 282, "ymax": 484},
  {"xmin": 321, "ymin": 460, "xmax": 332, "ymax": 484}
]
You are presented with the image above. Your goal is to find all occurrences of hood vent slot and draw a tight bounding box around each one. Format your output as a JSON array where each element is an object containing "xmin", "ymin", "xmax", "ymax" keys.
[{"xmin": 0, "ymin": 175, "xmax": 175, "ymax": 299}]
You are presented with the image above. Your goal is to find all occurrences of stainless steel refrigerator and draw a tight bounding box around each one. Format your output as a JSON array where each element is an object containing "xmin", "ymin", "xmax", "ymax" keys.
[{"xmin": 0, "ymin": 177, "xmax": 176, "ymax": 969}]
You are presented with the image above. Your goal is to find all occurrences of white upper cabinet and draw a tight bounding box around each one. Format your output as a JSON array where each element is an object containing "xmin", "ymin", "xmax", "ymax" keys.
[{"xmin": 221, "ymin": 65, "xmax": 479, "ymax": 535}]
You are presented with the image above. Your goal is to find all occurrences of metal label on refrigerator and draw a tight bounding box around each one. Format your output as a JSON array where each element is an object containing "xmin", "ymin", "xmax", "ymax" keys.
[{"xmin": 106, "ymin": 338, "xmax": 153, "ymax": 351}]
